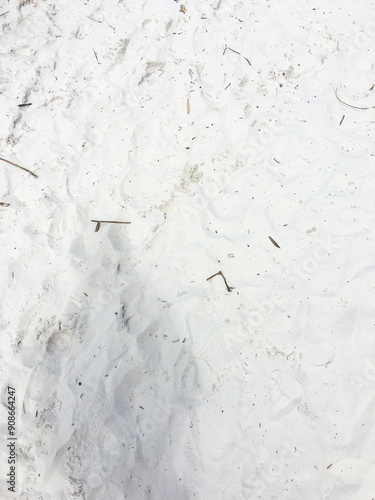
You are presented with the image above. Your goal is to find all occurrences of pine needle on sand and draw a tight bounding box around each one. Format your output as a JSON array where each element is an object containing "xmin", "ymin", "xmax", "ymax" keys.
[
  {"xmin": 335, "ymin": 87, "xmax": 375, "ymax": 110},
  {"xmin": 0, "ymin": 157, "xmax": 38, "ymax": 178}
]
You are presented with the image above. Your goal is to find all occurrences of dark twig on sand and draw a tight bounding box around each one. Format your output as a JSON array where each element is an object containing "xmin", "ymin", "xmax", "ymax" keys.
[
  {"xmin": 206, "ymin": 271, "xmax": 233, "ymax": 292},
  {"xmin": 223, "ymin": 45, "xmax": 251, "ymax": 65},
  {"xmin": 269, "ymin": 236, "xmax": 280, "ymax": 248},
  {"xmin": 91, "ymin": 220, "xmax": 131, "ymax": 232},
  {"xmin": 223, "ymin": 45, "xmax": 240, "ymax": 55},
  {"xmin": 0, "ymin": 157, "xmax": 38, "ymax": 178}
]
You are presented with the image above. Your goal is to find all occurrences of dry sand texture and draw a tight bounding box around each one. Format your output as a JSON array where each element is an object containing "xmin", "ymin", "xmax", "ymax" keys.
[{"xmin": 1, "ymin": 0, "xmax": 375, "ymax": 499}]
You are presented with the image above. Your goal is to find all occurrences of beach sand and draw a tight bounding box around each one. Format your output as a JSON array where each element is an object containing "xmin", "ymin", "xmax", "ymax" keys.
[{"xmin": 1, "ymin": 1, "xmax": 375, "ymax": 498}]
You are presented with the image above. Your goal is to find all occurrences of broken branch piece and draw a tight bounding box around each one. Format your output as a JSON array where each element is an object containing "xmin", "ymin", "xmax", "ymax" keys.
[
  {"xmin": 91, "ymin": 220, "xmax": 131, "ymax": 232},
  {"xmin": 206, "ymin": 271, "xmax": 233, "ymax": 292}
]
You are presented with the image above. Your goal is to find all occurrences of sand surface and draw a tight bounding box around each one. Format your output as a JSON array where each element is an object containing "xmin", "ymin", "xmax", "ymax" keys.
[{"xmin": 1, "ymin": 1, "xmax": 375, "ymax": 498}]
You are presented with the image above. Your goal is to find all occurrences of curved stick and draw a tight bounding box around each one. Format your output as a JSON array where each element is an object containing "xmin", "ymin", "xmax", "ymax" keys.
[{"xmin": 335, "ymin": 88, "xmax": 375, "ymax": 110}]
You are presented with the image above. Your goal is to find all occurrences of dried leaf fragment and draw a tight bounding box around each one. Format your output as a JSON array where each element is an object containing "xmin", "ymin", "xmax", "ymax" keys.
[{"xmin": 180, "ymin": 4, "xmax": 186, "ymax": 13}]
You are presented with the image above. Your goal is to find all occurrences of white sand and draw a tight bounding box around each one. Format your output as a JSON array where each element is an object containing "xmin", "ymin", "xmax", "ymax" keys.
[{"xmin": 1, "ymin": 0, "xmax": 375, "ymax": 498}]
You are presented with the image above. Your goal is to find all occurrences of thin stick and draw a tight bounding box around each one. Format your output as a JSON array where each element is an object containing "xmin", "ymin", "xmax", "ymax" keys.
[
  {"xmin": 91, "ymin": 220, "xmax": 131, "ymax": 224},
  {"xmin": 91, "ymin": 220, "xmax": 131, "ymax": 232},
  {"xmin": 206, "ymin": 271, "xmax": 233, "ymax": 292},
  {"xmin": 223, "ymin": 45, "xmax": 241, "ymax": 55},
  {"xmin": 0, "ymin": 157, "xmax": 38, "ymax": 178},
  {"xmin": 223, "ymin": 45, "xmax": 250, "ymax": 65},
  {"xmin": 269, "ymin": 236, "xmax": 280, "ymax": 248},
  {"xmin": 335, "ymin": 88, "xmax": 375, "ymax": 110}
]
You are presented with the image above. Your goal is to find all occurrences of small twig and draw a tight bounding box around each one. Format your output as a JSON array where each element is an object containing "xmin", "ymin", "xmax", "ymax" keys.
[
  {"xmin": 0, "ymin": 202, "xmax": 10, "ymax": 207},
  {"xmin": 87, "ymin": 16, "xmax": 102, "ymax": 23},
  {"xmin": 223, "ymin": 45, "xmax": 250, "ymax": 65},
  {"xmin": 0, "ymin": 157, "xmax": 38, "ymax": 178},
  {"xmin": 91, "ymin": 220, "xmax": 131, "ymax": 224},
  {"xmin": 326, "ymin": 464, "xmax": 332, "ymax": 469},
  {"xmin": 206, "ymin": 271, "xmax": 233, "ymax": 292},
  {"xmin": 269, "ymin": 236, "xmax": 280, "ymax": 248},
  {"xmin": 335, "ymin": 88, "xmax": 375, "ymax": 110},
  {"xmin": 0, "ymin": 11, "xmax": 9, "ymax": 17},
  {"xmin": 223, "ymin": 45, "xmax": 241, "ymax": 55},
  {"xmin": 339, "ymin": 115, "xmax": 345, "ymax": 125},
  {"xmin": 187, "ymin": 98, "xmax": 190, "ymax": 114},
  {"xmin": 91, "ymin": 220, "xmax": 131, "ymax": 232},
  {"xmin": 227, "ymin": 47, "xmax": 240, "ymax": 55},
  {"xmin": 18, "ymin": 103, "xmax": 32, "ymax": 107}
]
